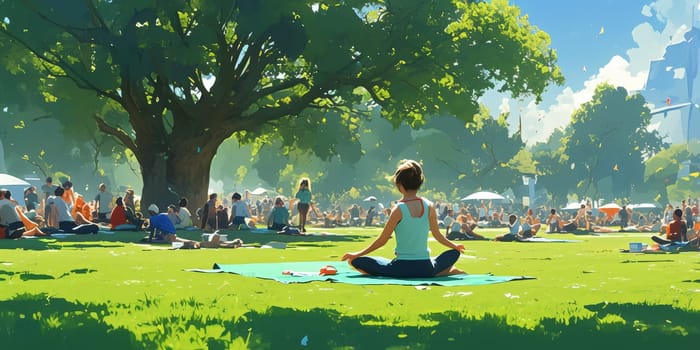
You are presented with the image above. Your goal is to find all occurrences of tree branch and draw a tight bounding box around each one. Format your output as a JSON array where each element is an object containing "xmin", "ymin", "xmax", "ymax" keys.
[
  {"xmin": 1, "ymin": 28, "xmax": 121, "ymax": 101},
  {"xmin": 253, "ymin": 78, "xmax": 309, "ymax": 101},
  {"xmin": 93, "ymin": 114, "xmax": 138, "ymax": 152}
]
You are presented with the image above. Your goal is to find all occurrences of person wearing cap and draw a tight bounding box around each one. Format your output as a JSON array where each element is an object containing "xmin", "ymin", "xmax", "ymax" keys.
[{"xmin": 146, "ymin": 204, "xmax": 199, "ymax": 247}]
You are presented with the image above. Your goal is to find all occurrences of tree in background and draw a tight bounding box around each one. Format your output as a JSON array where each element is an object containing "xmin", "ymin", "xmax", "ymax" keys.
[
  {"xmin": 531, "ymin": 129, "xmax": 572, "ymax": 206},
  {"xmin": 0, "ymin": 0, "xmax": 562, "ymax": 211},
  {"xmin": 409, "ymin": 108, "xmax": 525, "ymax": 196},
  {"xmin": 561, "ymin": 84, "xmax": 663, "ymax": 200},
  {"xmin": 643, "ymin": 141, "xmax": 700, "ymax": 204}
]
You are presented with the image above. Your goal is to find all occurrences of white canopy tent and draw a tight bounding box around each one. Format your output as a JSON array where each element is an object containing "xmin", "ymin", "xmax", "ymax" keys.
[{"xmin": 0, "ymin": 173, "xmax": 30, "ymax": 206}]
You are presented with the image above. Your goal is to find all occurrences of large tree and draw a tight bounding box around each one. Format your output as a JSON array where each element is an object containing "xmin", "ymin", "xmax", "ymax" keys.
[
  {"xmin": 409, "ymin": 109, "xmax": 526, "ymax": 195},
  {"xmin": 0, "ymin": 0, "xmax": 563, "ymax": 210},
  {"xmin": 562, "ymin": 84, "xmax": 663, "ymax": 200}
]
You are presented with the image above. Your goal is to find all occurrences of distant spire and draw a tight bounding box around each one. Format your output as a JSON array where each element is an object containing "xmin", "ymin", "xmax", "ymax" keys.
[
  {"xmin": 518, "ymin": 113, "xmax": 523, "ymax": 143},
  {"xmin": 0, "ymin": 138, "xmax": 6, "ymax": 173}
]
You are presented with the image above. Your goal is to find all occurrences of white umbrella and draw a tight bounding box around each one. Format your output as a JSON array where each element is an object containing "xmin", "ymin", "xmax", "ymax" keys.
[
  {"xmin": 0, "ymin": 173, "xmax": 30, "ymax": 206},
  {"xmin": 599, "ymin": 203, "xmax": 621, "ymax": 209},
  {"xmin": 249, "ymin": 187, "xmax": 269, "ymax": 195},
  {"xmin": 561, "ymin": 202, "xmax": 584, "ymax": 211},
  {"xmin": 460, "ymin": 191, "xmax": 505, "ymax": 201},
  {"xmin": 629, "ymin": 203, "xmax": 657, "ymax": 210},
  {"xmin": 363, "ymin": 196, "xmax": 377, "ymax": 202}
]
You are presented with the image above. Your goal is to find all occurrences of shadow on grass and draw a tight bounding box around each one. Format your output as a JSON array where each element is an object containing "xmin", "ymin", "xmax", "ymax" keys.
[
  {"xmin": 0, "ymin": 268, "xmax": 98, "ymax": 281},
  {"xmin": 0, "ymin": 293, "xmax": 135, "ymax": 350},
  {"xmin": 0, "ymin": 229, "xmax": 364, "ymax": 251},
  {"xmin": 1, "ymin": 293, "xmax": 698, "ymax": 349},
  {"xmin": 0, "ymin": 235, "xmax": 131, "ymax": 251}
]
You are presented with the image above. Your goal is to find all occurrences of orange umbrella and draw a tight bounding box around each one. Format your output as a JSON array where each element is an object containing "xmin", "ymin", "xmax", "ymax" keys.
[{"xmin": 598, "ymin": 203, "xmax": 621, "ymax": 220}]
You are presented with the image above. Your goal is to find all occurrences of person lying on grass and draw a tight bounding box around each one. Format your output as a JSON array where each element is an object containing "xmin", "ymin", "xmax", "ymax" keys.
[{"xmin": 341, "ymin": 159, "xmax": 466, "ymax": 277}]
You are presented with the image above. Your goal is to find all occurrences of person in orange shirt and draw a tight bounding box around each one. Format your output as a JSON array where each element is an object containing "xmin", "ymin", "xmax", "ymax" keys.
[
  {"xmin": 72, "ymin": 194, "xmax": 94, "ymax": 224},
  {"xmin": 61, "ymin": 181, "xmax": 76, "ymax": 210},
  {"xmin": 652, "ymin": 208, "xmax": 687, "ymax": 246}
]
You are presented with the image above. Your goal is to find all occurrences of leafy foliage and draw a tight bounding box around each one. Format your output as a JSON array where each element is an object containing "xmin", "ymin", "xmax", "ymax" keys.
[
  {"xmin": 560, "ymin": 84, "xmax": 664, "ymax": 200},
  {"xmin": 0, "ymin": 0, "xmax": 563, "ymax": 209}
]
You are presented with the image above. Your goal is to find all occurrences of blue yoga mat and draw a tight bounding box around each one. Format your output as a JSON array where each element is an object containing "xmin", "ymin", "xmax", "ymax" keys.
[{"xmin": 189, "ymin": 261, "xmax": 534, "ymax": 286}]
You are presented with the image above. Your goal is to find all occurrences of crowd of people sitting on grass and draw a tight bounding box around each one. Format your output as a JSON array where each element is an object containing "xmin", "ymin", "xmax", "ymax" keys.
[{"xmin": 1, "ymin": 174, "xmax": 698, "ymax": 251}]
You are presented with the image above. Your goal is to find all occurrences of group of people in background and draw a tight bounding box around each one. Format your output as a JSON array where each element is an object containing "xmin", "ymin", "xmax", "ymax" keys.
[
  {"xmin": 0, "ymin": 176, "xmax": 145, "ymax": 238},
  {"xmin": 3, "ymin": 173, "xmax": 699, "ymax": 255},
  {"xmin": 197, "ymin": 177, "xmax": 313, "ymax": 233}
]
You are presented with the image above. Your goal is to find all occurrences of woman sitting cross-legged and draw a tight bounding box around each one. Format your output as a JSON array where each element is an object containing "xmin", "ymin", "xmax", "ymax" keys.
[{"xmin": 341, "ymin": 160, "xmax": 465, "ymax": 278}]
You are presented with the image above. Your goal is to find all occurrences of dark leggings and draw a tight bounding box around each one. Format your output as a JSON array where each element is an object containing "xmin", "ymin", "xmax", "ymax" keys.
[
  {"xmin": 351, "ymin": 249, "xmax": 460, "ymax": 278},
  {"xmin": 59, "ymin": 221, "xmax": 99, "ymax": 234},
  {"xmin": 297, "ymin": 203, "xmax": 309, "ymax": 231}
]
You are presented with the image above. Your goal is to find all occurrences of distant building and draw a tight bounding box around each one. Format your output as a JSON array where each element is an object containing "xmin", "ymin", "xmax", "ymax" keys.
[{"xmin": 642, "ymin": 24, "xmax": 700, "ymax": 144}]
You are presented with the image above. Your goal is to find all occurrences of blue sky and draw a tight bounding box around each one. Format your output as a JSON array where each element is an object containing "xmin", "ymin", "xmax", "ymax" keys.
[
  {"xmin": 485, "ymin": 0, "xmax": 700, "ymax": 144},
  {"xmin": 512, "ymin": 0, "xmax": 649, "ymax": 88}
]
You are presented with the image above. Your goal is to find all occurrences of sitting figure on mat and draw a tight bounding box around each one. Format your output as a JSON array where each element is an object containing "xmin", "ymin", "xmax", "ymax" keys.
[
  {"xmin": 652, "ymin": 208, "xmax": 687, "ymax": 246},
  {"xmin": 545, "ymin": 208, "xmax": 562, "ymax": 233},
  {"xmin": 341, "ymin": 160, "xmax": 465, "ymax": 277},
  {"xmin": 267, "ymin": 196, "xmax": 290, "ymax": 231},
  {"xmin": 523, "ymin": 208, "xmax": 542, "ymax": 236},
  {"xmin": 447, "ymin": 223, "xmax": 488, "ymax": 241},
  {"xmin": 145, "ymin": 204, "xmax": 200, "ymax": 248},
  {"xmin": 0, "ymin": 189, "xmax": 48, "ymax": 238},
  {"xmin": 495, "ymin": 214, "xmax": 533, "ymax": 241},
  {"xmin": 110, "ymin": 196, "xmax": 139, "ymax": 231},
  {"xmin": 47, "ymin": 187, "xmax": 99, "ymax": 234}
]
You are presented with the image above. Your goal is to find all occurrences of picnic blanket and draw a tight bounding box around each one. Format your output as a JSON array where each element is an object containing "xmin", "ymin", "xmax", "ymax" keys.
[
  {"xmin": 519, "ymin": 237, "xmax": 581, "ymax": 243},
  {"xmin": 187, "ymin": 261, "xmax": 534, "ymax": 286}
]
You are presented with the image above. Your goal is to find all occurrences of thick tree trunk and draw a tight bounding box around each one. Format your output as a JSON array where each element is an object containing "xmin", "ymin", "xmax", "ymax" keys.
[
  {"xmin": 140, "ymin": 155, "xmax": 179, "ymax": 215},
  {"xmin": 137, "ymin": 138, "xmax": 218, "ymax": 218},
  {"xmin": 166, "ymin": 148, "xmax": 216, "ymax": 220}
]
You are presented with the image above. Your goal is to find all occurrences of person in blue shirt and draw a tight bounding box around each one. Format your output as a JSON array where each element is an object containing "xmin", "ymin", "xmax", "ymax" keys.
[
  {"xmin": 267, "ymin": 196, "xmax": 290, "ymax": 231},
  {"xmin": 146, "ymin": 204, "xmax": 199, "ymax": 248},
  {"xmin": 293, "ymin": 178, "xmax": 312, "ymax": 233},
  {"xmin": 341, "ymin": 160, "xmax": 465, "ymax": 277},
  {"xmin": 496, "ymin": 214, "xmax": 521, "ymax": 241}
]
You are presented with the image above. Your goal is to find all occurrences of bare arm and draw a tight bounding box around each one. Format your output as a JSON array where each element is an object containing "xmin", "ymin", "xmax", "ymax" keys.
[
  {"xmin": 429, "ymin": 204, "xmax": 464, "ymax": 253},
  {"xmin": 342, "ymin": 206, "xmax": 401, "ymax": 260}
]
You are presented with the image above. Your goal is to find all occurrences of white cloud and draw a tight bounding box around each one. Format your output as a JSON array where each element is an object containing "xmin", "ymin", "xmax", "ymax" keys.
[
  {"xmin": 513, "ymin": 55, "xmax": 647, "ymax": 145},
  {"xmin": 506, "ymin": 0, "xmax": 698, "ymax": 145}
]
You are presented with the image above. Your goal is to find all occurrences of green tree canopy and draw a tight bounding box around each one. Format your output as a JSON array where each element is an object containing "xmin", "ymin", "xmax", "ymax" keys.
[
  {"xmin": 1, "ymin": 0, "xmax": 563, "ymax": 210},
  {"xmin": 643, "ymin": 141, "xmax": 700, "ymax": 204},
  {"xmin": 562, "ymin": 84, "xmax": 663, "ymax": 200}
]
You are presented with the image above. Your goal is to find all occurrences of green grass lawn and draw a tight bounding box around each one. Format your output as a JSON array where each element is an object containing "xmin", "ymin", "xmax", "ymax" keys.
[{"xmin": 1, "ymin": 227, "xmax": 699, "ymax": 349}]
